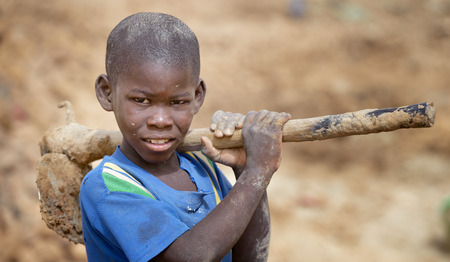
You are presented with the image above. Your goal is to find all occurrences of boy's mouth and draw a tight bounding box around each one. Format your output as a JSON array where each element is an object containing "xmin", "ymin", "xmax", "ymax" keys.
[
  {"xmin": 147, "ymin": 139, "xmax": 170, "ymax": 144},
  {"xmin": 143, "ymin": 138, "xmax": 176, "ymax": 152}
]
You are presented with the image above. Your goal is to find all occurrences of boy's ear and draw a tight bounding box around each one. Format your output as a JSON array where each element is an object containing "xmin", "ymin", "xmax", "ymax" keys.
[
  {"xmin": 193, "ymin": 79, "xmax": 206, "ymax": 114},
  {"xmin": 95, "ymin": 74, "xmax": 114, "ymax": 111}
]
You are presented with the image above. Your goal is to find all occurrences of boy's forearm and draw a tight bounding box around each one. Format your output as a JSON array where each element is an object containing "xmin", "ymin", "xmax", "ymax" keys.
[
  {"xmin": 232, "ymin": 191, "xmax": 270, "ymax": 262},
  {"xmin": 156, "ymin": 168, "xmax": 271, "ymax": 262}
]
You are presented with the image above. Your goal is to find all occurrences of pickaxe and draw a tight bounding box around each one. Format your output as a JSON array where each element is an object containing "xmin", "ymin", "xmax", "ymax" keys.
[{"xmin": 36, "ymin": 101, "xmax": 436, "ymax": 244}]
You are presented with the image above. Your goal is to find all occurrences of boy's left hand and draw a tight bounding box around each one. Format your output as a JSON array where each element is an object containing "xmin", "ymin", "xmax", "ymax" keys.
[{"xmin": 201, "ymin": 111, "xmax": 246, "ymax": 172}]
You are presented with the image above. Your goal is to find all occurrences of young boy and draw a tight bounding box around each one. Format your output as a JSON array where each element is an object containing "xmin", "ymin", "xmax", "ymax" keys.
[{"xmin": 79, "ymin": 12, "xmax": 290, "ymax": 262}]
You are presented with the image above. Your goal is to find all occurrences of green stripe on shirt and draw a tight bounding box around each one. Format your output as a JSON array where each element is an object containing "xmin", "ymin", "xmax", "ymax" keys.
[{"xmin": 102, "ymin": 171, "xmax": 155, "ymax": 199}]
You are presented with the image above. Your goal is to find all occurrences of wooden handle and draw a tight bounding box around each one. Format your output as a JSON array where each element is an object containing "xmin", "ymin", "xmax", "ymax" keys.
[{"xmin": 178, "ymin": 102, "xmax": 435, "ymax": 151}]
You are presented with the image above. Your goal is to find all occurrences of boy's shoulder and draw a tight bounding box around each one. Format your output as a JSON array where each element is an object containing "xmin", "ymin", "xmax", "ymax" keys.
[
  {"xmin": 79, "ymin": 156, "xmax": 112, "ymax": 200},
  {"xmin": 81, "ymin": 153, "xmax": 155, "ymax": 200}
]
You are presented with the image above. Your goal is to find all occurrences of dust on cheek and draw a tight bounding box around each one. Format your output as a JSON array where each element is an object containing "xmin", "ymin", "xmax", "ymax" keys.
[{"xmin": 130, "ymin": 122, "xmax": 136, "ymax": 136}]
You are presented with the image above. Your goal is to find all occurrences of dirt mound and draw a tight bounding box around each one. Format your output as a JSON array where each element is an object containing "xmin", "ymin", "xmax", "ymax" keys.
[{"xmin": 1, "ymin": 0, "xmax": 449, "ymax": 261}]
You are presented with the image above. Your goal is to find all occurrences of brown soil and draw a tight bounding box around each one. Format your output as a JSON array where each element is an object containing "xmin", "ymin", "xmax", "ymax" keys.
[{"xmin": 1, "ymin": 0, "xmax": 450, "ymax": 261}]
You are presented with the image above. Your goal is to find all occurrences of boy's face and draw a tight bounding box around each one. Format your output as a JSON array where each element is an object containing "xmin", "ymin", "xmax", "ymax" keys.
[{"xmin": 96, "ymin": 62, "xmax": 205, "ymax": 168}]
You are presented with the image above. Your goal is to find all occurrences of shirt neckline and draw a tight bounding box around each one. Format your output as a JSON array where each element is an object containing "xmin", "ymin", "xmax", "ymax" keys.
[{"xmin": 110, "ymin": 147, "xmax": 211, "ymax": 196}]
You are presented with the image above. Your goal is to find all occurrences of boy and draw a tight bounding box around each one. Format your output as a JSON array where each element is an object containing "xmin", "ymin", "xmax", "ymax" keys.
[{"xmin": 80, "ymin": 12, "xmax": 290, "ymax": 262}]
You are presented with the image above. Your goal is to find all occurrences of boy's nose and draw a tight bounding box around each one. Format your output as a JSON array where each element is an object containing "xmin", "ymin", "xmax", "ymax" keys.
[{"xmin": 147, "ymin": 106, "xmax": 173, "ymax": 128}]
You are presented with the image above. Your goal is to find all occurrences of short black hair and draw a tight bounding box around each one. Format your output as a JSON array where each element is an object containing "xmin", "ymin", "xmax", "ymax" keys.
[{"xmin": 105, "ymin": 12, "xmax": 200, "ymax": 85}]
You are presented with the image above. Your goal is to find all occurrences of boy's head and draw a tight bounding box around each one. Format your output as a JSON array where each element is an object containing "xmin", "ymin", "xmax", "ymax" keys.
[
  {"xmin": 105, "ymin": 12, "xmax": 200, "ymax": 86},
  {"xmin": 95, "ymin": 12, "xmax": 206, "ymax": 167}
]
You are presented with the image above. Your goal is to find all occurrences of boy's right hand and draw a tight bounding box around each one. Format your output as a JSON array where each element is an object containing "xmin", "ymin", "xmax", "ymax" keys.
[{"xmin": 241, "ymin": 110, "xmax": 291, "ymax": 177}]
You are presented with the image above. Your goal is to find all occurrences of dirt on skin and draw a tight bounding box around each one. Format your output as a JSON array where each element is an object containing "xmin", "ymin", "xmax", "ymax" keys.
[{"xmin": 1, "ymin": 0, "xmax": 450, "ymax": 261}]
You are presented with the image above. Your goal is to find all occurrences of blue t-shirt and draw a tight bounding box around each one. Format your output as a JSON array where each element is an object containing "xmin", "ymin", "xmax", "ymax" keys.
[{"xmin": 80, "ymin": 147, "xmax": 232, "ymax": 262}]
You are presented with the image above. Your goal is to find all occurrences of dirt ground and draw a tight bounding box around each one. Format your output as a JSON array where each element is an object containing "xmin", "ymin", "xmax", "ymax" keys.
[{"xmin": 1, "ymin": 0, "xmax": 450, "ymax": 261}]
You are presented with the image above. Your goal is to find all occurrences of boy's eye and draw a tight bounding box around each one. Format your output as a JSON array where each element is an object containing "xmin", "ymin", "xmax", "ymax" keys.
[
  {"xmin": 133, "ymin": 98, "xmax": 150, "ymax": 104},
  {"xmin": 171, "ymin": 100, "xmax": 187, "ymax": 105}
]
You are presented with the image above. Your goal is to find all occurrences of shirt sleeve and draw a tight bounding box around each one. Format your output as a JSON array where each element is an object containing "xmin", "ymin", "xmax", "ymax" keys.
[{"xmin": 93, "ymin": 191, "xmax": 189, "ymax": 262}]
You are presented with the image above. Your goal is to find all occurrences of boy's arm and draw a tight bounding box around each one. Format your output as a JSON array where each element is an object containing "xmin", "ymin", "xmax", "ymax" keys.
[
  {"xmin": 206, "ymin": 110, "xmax": 271, "ymax": 260},
  {"xmin": 154, "ymin": 111, "xmax": 290, "ymax": 262},
  {"xmin": 202, "ymin": 111, "xmax": 272, "ymax": 261},
  {"xmin": 232, "ymin": 190, "xmax": 271, "ymax": 261}
]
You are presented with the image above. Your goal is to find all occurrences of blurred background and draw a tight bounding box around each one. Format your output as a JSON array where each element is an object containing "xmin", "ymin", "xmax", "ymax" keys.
[{"xmin": 0, "ymin": 0, "xmax": 449, "ymax": 261}]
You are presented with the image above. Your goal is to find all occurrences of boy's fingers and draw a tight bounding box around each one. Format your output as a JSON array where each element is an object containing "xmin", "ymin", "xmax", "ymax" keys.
[
  {"xmin": 200, "ymin": 136, "xmax": 221, "ymax": 161},
  {"xmin": 246, "ymin": 110, "xmax": 271, "ymax": 126},
  {"xmin": 223, "ymin": 113, "xmax": 244, "ymax": 136},
  {"xmin": 214, "ymin": 111, "xmax": 238, "ymax": 137},
  {"xmin": 214, "ymin": 129, "xmax": 224, "ymax": 138},
  {"xmin": 218, "ymin": 112, "xmax": 233, "ymax": 136},
  {"xmin": 243, "ymin": 111, "xmax": 258, "ymax": 125},
  {"xmin": 210, "ymin": 110, "xmax": 225, "ymax": 131},
  {"xmin": 244, "ymin": 110, "xmax": 291, "ymax": 128},
  {"xmin": 235, "ymin": 114, "xmax": 245, "ymax": 129},
  {"xmin": 255, "ymin": 110, "xmax": 269, "ymax": 122},
  {"xmin": 211, "ymin": 110, "xmax": 245, "ymax": 136},
  {"xmin": 273, "ymin": 112, "xmax": 292, "ymax": 126},
  {"xmin": 280, "ymin": 112, "xmax": 292, "ymax": 125},
  {"xmin": 264, "ymin": 111, "xmax": 279, "ymax": 124}
]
